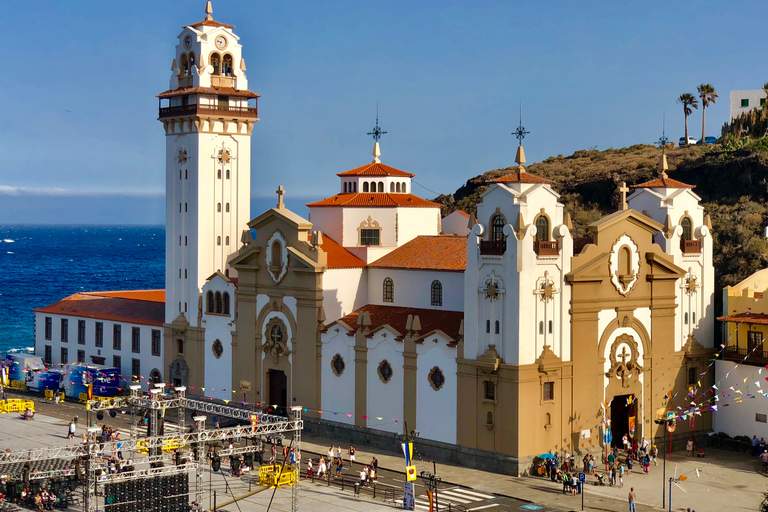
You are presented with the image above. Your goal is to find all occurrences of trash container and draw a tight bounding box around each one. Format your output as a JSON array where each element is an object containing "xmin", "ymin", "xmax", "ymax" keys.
[{"xmin": 354, "ymin": 482, "xmax": 360, "ymax": 496}]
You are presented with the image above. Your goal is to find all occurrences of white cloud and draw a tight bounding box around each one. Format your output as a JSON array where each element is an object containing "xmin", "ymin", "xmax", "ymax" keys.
[{"xmin": 0, "ymin": 186, "xmax": 163, "ymax": 197}]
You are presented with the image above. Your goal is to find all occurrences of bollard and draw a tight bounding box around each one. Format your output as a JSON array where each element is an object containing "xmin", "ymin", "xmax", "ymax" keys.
[{"xmin": 354, "ymin": 482, "xmax": 360, "ymax": 496}]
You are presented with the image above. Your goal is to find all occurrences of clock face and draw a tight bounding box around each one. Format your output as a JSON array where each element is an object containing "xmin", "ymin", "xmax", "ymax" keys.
[
  {"xmin": 184, "ymin": 35, "xmax": 192, "ymax": 50},
  {"xmin": 215, "ymin": 35, "xmax": 227, "ymax": 49}
]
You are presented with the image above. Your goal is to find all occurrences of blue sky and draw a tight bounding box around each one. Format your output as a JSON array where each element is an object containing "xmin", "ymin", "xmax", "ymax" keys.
[{"xmin": 1, "ymin": 0, "xmax": 764, "ymax": 224}]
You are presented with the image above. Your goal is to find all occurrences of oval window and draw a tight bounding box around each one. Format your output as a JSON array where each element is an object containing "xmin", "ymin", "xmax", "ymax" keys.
[
  {"xmin": 378, "ymin": 360, "xmax": 393, "ymax": 383},
  {"xmin": 428, "ymin": 367, "xmax": 445, "ymax": 391},
  {"xmin": 212, "ymin": 339, "xmax": 223, "ymax": 359},
  {"xmin": 331, "ymin": 354, "xmax": 345, "ymax": 376}
]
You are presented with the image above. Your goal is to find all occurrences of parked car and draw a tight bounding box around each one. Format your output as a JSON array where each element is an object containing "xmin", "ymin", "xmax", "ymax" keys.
[
  {"xmin": 679, "ymin": 136, "xmax": 698, "ymax": 146},
  {"xmin": 697, "ymin": 136, "xmax": 717, "ymax": 145}
]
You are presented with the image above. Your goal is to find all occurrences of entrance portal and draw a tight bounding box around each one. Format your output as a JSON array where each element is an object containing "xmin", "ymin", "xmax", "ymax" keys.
[
  {"xmin": 610, "ymin": 394, "xmax": 635, "ymax": 448},
  {"xmin": 268, "ymin": 369, "xmax": 288, "ymax": 416}
]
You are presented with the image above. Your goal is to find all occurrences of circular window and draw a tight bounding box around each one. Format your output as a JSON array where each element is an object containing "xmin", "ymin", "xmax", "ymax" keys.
[
  {"xmin": 428, "ymin": 367, "xmax": 445, "ymax": 391},
  {"xmin": 270, "ymin": 324, "xmax": 284, "ymax": 344},
  {"xmin": 331, "ymin": 354, "xmax": 345, "ymax": 376},
  {"xmin": 378, "ymin": 360, "xmax": 393, "ymax": 383},
  {"xmin": 212, "ymin": 339, "xmax": 224, "ymax": 359}
]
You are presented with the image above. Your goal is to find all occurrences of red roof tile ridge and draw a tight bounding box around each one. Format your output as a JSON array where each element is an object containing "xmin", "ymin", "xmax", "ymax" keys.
[{"xmin": 336, "ymin": 162, "xmax": 415, "ymax": 178}]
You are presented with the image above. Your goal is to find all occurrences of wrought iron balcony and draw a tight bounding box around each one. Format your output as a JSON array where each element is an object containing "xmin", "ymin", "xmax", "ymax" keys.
[
  {"xmin": 723, "ymin": 344, "xmax": 768, "ymax": 365},
  {"xmin": 681, "ymin": 238, "xmax": 702, "ymax": 254},
  {"xmin": 535, "ymin": 239, "xmax": 560, "ymax": 256},
  {"xmin": 480, "ymin": 240, "xmax": 506, "ymax": 255},
  {"xmin": 159, "ymin": 103, "xmax": 259, "ymax": 119}
]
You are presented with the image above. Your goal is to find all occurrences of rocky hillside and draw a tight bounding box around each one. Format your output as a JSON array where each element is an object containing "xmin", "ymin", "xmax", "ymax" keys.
[{"xmin": 434, "ymin": 140, "xmax": 768, "ymax": 291}]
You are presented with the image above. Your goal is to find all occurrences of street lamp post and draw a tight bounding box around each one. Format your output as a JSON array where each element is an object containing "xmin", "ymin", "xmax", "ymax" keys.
[
  {"xmin": 654, "ymin": 418, "xmax": 673, "ymax": 509},
  {"xmin": 395, "ymin": 422, "xmax": 420, "ymax": 511},
  {"xmin": 420, "ymin": 460, "xmax": 442, "ymax": 512}
]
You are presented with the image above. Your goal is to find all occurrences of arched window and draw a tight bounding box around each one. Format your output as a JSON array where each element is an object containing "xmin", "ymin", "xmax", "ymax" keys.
[
  {"xmin": 684, "ymin": 312, "xmax": 689, "ymax": 325},
  {"xmin": 344, "ymin": 182, "xmax": 348, "ymax": 193},
  {"xmin": 188, "ymin": 51, "xmax": 196, "ymax": 68},
  {"xmin": 378, "ymin": 182, "xmax": 384, "ymax": 192},
  {"xmin": 271, "ymin": 241, "xmax": 282, "ymax": 269},
  {"xmin": 210, "ymin": 52, "xmax": 221, "ymax": 75},
  {"xmin": 179, "ymin": 54, "xmax": 188, "ymax": 76},
  {"xmin": 217, "ymin": 169, "xmax": 221, "ymax": 179},
  {"xmin": 681, "ymin": 217, "xmax": 693, "ymax": 241},
  {"xmin": 486, "ymin": 320, "xmax": 491, "ymax": 333},
  {"xmin": 353, "ymin": 182, "xmax": 358, "ymax": 192},
  {"xmin": 396, "ymin": 182, "xmax": 401, "ymax": 193},
  {"xmin": 150, "ymin": 369, "xmax": 163, "ymax": 384},
  {"xmin": 390, "ymin": 182, "xmax": 394, "ymax": 192},
  {"xmin": 223, "ymin": 293, "xmax": 230, "ymax": 315},
  {"xmin": 217, "ymin": 236, "xmax": 221, "ymax": 246},
  {"xmin": 402, "ymin": 182, "xmax": 407, "ymax": 193},
  {"xmin": 363, "ymin": 182, "xmax": 369, "ymax": 192},
  {"xmin": 491, "ymin": 214, "xmax": 506, "ymax": 242},
  {"xmin": 539, "ymin": 321, "xmax": 544, "ymax": 334},
  {"xmin": 495, "ymin": 320, "xmax": 500, "ymax": 334},
  {"xmin": 535, "ymin": 216, "xmax": 550, "ymax": 241},
  {"xmin": 548, "ymin": 320, "xmax": 553, "ymax": 334},
  {"xmin": 486, "ymin": 411, "xmax": 493, "ymax": 426},
  {"xmin": 383, "ymin": 277, "xmax": 394, "ymax": 303},
  {"xmin": 692, "ymin": 311, "xmax": 696, "ymax": 323},
  {"xmin": 217, "ymin": 203, "xmax": 222, "ymax": 212},
  {"xmin": 225, "ymin": 236, "xmax": 229, "ymax": 246},
  {"xmin": 225, "ymin": 169, "xmax": 230, "ymax": 179},
  {"xmin": 214, "ymin": 292, "xmax": 222, "ymax": 314},
  {"xmin": 225, "ymin": 203, "xmax": 230, "ymax": 212},
  {"xmin": 222, "ymin": 54, "xmax": 233, "ymax": 76},
  {"xmin": 431, "ymin": 280, "xmax": 443, "ymax": 306},
  {"xmin": 206, "ymin": 291, "xmax": 214, "ymax": 313}
]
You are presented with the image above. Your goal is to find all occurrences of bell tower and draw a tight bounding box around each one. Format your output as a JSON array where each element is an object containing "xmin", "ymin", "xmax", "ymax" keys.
[{"xmin": 159, "ymin": 1, "xmax": 260, "ymax": 325}]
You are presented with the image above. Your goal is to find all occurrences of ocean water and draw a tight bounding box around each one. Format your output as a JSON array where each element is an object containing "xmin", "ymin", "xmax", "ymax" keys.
[{"xmin": 0, "ymin": 226, "xmax": 164, "ymax": 354}]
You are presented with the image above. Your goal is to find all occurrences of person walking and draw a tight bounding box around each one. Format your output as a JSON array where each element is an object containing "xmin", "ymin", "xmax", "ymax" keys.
[
  {"xmin": 619, "ymin": 464, "xmax": 624, "ymax": 488},
  {"xmin": 348, "ymin": 446, "xmax": 356, "ymax": 467},
  {"xmin": 686, "ymin": 438, "xmax": 694, "ymax": 457},
  {"xmin": 752, "ymin": 435, "xmax": 760, "ymax": 457},
  {"xmin": 563, "ymin": 450, "xmax": 571, "ymax": 472},
  {"xmin": 628, "ymin": 487, "xmax": 636, "ymax": 512},
  {"xmin": 67, "ymin": 421, "xmax": 76, "ymax": 440},
  {"xmin": 651, "ymin": 445, "xmax": 658, "ymax": 466}
]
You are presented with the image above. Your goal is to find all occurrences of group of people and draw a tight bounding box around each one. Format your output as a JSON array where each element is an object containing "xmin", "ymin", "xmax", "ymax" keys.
[
  {"xmin": 751, "ymin": 436, "xmax": 768, "ymax": 471},
  {"xmin": 1, "ymin": 485, "xmax": 64, "ymax": 511},
  {"xmin": 305, "ymin": 446, "xmax": 379, "ymax": 487}
]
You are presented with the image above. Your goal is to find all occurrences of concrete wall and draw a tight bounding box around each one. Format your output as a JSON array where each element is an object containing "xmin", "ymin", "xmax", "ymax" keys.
[
  {"xmin": 322, "ymin": 268, "xmax": 367, "ymax": 322},
  {"xmin": 320, "ymin": 327, "xmax": 356, "ymax": 425},
  {"xmin": 366, "ymin": 268, "xmax": 464, "ymax": 311},
  {"xmin": 729, "ymin": 90, "xmax": 766, "ymax": 122},
  {"xmin": 713, "ymin": 360, "xmax": 768, "ymax": 439}
]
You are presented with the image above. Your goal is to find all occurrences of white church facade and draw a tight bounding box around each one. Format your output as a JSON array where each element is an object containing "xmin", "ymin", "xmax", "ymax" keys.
[{"xmin": 32, "ymin": 2, "xmax": 722, "ymax": 475}]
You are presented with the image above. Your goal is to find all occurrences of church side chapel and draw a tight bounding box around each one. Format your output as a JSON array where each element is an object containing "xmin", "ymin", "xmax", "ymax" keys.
[{"xmin": 458, "ymin": 125, "xmax": 714, "ymax": 474}]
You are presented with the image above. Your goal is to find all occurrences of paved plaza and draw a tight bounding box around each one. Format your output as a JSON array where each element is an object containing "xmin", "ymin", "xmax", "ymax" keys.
[{"xmin": 0, "ymin": 397, "xmax": 766, "ymax": 511}]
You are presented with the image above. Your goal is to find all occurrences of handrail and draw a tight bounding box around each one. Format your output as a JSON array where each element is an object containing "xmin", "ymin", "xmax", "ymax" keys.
[{"xmin": 159, "ymin": 104, "xmax": 259, "ymax": 119}]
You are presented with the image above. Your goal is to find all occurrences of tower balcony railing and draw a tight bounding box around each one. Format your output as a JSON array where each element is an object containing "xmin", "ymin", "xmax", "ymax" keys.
[
  {"xmin": 159, "ymin": 104, "xmax": 259, "ymax": 119},
  {"xmin": 723, "ymin": 344, "xmax": 768, "ymax": 365},
  {"xmin": 535, "ymin": 239, "xmax": 560, "ymax": 256},
  {"xmin": 479, "ymin": 240, "xmax": 506, "ymax": 255},
  {"xmin": 681, "ymin": 238, "xmax": 702, "ymax": 254}
]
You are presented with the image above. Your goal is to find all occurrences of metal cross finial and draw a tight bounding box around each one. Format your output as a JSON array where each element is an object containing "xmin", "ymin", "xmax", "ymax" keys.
[
  {"xmin": 367, "ymin": 104, "xmax": 387, "ymax": 142},
  {"xmin": 513, "ymin": 102, "xmax": 530, "ymax": 146},
  {"xmin": 619, "ymin": 181, "xmax": 630, "ymax": 211},
  {"xmin": 656, "ymin": 114, "xmax": 669, "ymax": 149},
  {"xmin": 276, "ymin": 185, "xmax": 285, "ymax": 209}
]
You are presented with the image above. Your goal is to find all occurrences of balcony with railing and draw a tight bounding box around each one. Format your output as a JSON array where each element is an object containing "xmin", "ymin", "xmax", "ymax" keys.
[
  {"xmin": 681, "ymin": 238, "xmax": 702, "ymax": 254},
  {"xmin": 723, "ymin": 344, "xmax": 768, "ymax": 365},
  {"xmin": 159, "ymin": 103, "xmax": 259, "ymax": 119},
  {"xmin": 535, "ymin": 239, "xmax": 560, "ymax": 256},
  {"xmin": 479, "ymin": 240, "xmax": 506, "ymax": 256}
]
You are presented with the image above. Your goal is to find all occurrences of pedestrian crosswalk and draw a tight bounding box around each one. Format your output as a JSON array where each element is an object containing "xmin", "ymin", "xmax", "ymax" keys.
[{"xmin": 409, "ymin": 487, "xmax": 497, "ymax": 510}]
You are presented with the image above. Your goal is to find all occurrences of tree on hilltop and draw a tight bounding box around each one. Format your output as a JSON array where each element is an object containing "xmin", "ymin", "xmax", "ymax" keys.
[
  {"xmin": 677, "ymin": 93, "xmax": 699, "ymax": 145},
  {"xmin": 697, "ymin": 84, "xmax": 718, "ymax": 142}
]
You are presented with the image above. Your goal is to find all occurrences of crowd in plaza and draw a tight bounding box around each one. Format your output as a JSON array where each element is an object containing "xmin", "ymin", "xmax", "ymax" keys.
[{"xmin": 304, "ymin": 445, "xmax": 379, "ymax": 488}]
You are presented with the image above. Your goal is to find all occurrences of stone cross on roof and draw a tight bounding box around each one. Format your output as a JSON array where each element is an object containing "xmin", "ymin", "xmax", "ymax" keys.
[
  {"xmin": 276, "ymin": 186, "xmax": 285, "ymax": 209},
  {"xmin": 619, "ymin": 182, "xmax": 629, "ymax": 211}
]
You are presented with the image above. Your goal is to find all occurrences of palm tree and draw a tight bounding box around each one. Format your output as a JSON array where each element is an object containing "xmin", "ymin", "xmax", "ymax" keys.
[
  {"xmin": 697, "ymin": 84, "xmax": 718, "ymax": 142},
  {"xmin": 677, "ymin": 93, "xmax": 699, "ymax": 145}
]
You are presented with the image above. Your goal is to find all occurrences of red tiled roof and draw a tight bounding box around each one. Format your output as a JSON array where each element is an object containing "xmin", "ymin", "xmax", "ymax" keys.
[
  {"xmin": 185, "ymin": 19, "xmax": 235, "ymax": 29},
  {"xmin": 632, "ymin": 177, "xmax": 695, "ymax": 189},
  {"xmin": 306, "ymin": 193, "xmax": 441, "ymax": 208},
  {"xmin": 718, "ymin": 313, "xmax": 768, "ymax": 325},
  {"xmin": 369, "ymin": 236, "xmax": 466, "ymax": 271},
  {"xmin": 337, "ymin": 162, "xmax": 414, "ymax": 178},
  {"xmin": 489, "ymin": 170, "xmax": 553, "ymax": 184},
  {"xmin": 33, "ymin": 290, "xmax": 165, "ymax": 327},
  {"xmin": 156, "ymin": 86, "xmax": 260, "ymax": 99},
  {"xmin": 306, "ymin": 233, "xmax": 366, "ymax": 268},
  {"xmin": 335, "ymin": 305, "xmax": 463, "ymax": 344}
]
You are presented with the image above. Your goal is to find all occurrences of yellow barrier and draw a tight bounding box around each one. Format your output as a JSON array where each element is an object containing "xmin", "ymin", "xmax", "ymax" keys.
[
  {"xmin": 258, "ymin": 465, "xmax": 298, "ymax": 488},
  {"xmin": 136, "ymin": 438, "xmax": 187, "ymax": 454},
  {"xmin": 9, "ymin": 380, "xmax": 26, "ymax": 390},
  {"xmin": 0, "ymin": 399, "xmax": 34, "ymax": 414}
]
